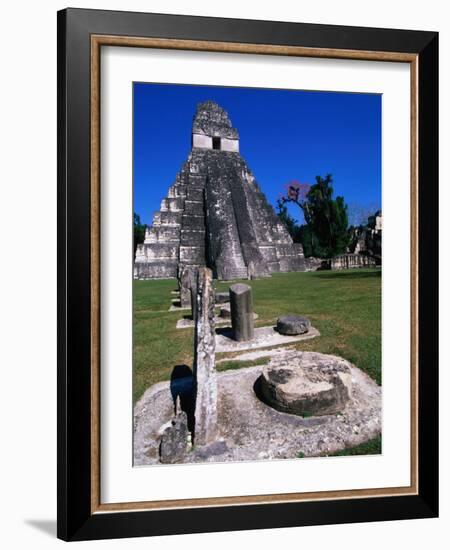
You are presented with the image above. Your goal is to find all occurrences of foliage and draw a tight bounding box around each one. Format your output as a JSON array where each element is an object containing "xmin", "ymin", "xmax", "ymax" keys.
[
  {"xmin": 279, "ymin": 175, "xmax": 350, "ymax": 258},
  {"xmin": 276, "ymin": 200, "xmax": 302, "ymax": 242},
  {"xmin": 303, "ymin": 175, "xmax": 350, "ymax": 257},
  {"xmin": 134, "ymin": 212, "xmax": 147, "ymax": 256},
  {"xmin": 297, "ymin": 224, "xmax": 317, "ymax": 258}
]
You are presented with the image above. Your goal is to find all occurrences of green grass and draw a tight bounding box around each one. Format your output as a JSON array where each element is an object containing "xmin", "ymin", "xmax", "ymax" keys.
[
  {"xmin": 327, "ymin": 435, "xmax": 382, "ymax": 456},
  {"xmin": 133, "ymin": 268, "xmax": 381, "ymax": 404},
  {"xmin": 217, "ymin": 356, "xmax": 271, "ymax": 372},
  {"xmin": 296, "ymin": 436, "xmax": 382, "ymax": 458}
]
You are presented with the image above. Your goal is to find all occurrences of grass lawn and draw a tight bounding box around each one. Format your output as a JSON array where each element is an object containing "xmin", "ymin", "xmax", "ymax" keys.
[{"xmin": 133, "ymin": 268, "xmax": 381, "ymax": 404}]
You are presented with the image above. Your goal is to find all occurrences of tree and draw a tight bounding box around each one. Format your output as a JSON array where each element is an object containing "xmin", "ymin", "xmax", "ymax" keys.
[
  {"xmin": 134, "ymin": 212, "xmax": 147, "ymax": 255},
  {"xmin": 279, "ymin": 175, "xmax": 350, "ymax": 258},
  {"xmin": 276, "ymin": 199, "xmax": 301, "ymax": 242}
]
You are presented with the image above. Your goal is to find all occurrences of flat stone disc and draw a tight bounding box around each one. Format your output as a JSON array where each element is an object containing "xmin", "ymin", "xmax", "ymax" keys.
[{"xmin": 276, "ymin": 315, "xmax": 311, "ymax": 335}]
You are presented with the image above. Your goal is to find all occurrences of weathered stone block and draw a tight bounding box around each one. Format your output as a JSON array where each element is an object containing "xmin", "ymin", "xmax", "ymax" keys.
[
  {"xmin": 153, "ymin": 211, "xmax": 182, "ymax": 227},
  {"xmin": 179, "ymin": 245, "xmax": 205, "ymax": 263},
  {"xmin": 167, "ymin": 184, "xmax": 187, "ymax": 198},
  {"xmin": 181, "ymin": 215, "xmax": 205, "ymax": 231},
  {"xmin": 258, "ymin": 354, "xmax": 352, "ymax": 417},
  {"xmin": 141, "ymin": 243, "xmax": 178, "ymax": 260},
  {"xmin": 193, "ymin": 268, "xmax": 218, "ymax": 445},
  {"xmin": 159, "ymin": 410, "xmax": 189, "ymax": 464},
  {"xmin": 229, "ymin": 283, "xmax": 254, "ymax": 342},
  {"xmin": 183, "ymin": 200, "xmax": 204, "ymax": 215},
  {"xmin": 186, "ymin": 187, "xmax": 204, "ymax": 201},
  {"xmin": 179, "ymin": 265, "xmax": 198, "ymax": 309},
  {"xmin": 258, "ymin": 245, "xmax": 278, "ymax": 262},
  {"xmin": 134, "ymin": 261, "xmax": 178, "ymax": 280},
  {"xmin": 277, "ymin": 315, "xmax": 311, "ymax": 335},
  {"xmin": 180, "ymin": 229, "xmax": 206, "ymax": 247},
  {"xmin": 144, "ymin": 226, "xmax": 180, "ymax": 244},
  {"xmin": 160, "ymin": 197, "xmax": 184, "ymax": 212}
]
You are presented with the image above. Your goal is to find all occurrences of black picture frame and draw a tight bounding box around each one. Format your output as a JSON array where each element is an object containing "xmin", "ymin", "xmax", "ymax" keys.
[{"xmin": 57, "ymin": 7, "xmax": 438, "ymax": 541}]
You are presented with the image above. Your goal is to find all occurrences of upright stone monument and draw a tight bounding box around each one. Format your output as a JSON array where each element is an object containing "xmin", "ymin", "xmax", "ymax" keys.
[
  {"xmin": 134, "ymin": 101, "xmax": 307, "ymax": 280},
  {"xmin": 193, "ymin": 267, "xmax": 218, "ymax": 446},
  {"xmin": 229, "ymin": 283, "xmax": 254, "ymax": 342},
  {"xmin": 178, "ymin": 265, "xmax": 198, "ymax": 309}
]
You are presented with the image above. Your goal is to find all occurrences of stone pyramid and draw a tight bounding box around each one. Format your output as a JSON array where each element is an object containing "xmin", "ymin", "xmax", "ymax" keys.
[{"xmin": 134, "ymin": 101, "xmax": 306, "ymax": 280}]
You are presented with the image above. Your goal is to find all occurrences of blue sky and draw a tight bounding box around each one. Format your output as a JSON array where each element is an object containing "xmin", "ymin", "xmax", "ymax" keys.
[{"xmin": 134, "ymin": 82, "xmax": 381, "ymax": 226}]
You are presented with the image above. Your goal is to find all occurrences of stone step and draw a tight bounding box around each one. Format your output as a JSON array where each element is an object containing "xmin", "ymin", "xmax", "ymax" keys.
[
  {"xmin": 187, "ymin": 174, "xmax": 206, "ymax": 188},
  {"xmin": 277, "ymin": 257, "xmax": 307, "ymax": 272},
  {"xmin": 183, "ymin": 200, "xmax": 204, "ymax": 215},
  {"xmin": 275, "ymin": 243, "xmax": 302, "ymax": 258},
  {"xmin": 153, "ymin": 211, "xmax": 183, "ymax": 226},
  {"xmin": 185, "ymin": 187, "xmax": 204, "ymax": 201},
  {"xmin": 134, "ymin": 260, "xmax": 178, "ymax": 280},
  {"xmin": 181, "ymin": 215, "xmax": 205, "ymax": 231},
  {"xmin": 144, "ymin": 226, "xmax": 180, "ymax": 243},
  {"xmin": 258, "ymin": 245, "xmax": 278, "ymax": 262},
  {"xmin": 137, "ymin": 243, "xmax": 179, "ymax": 261},
  {"xmin": 180, "ymin": 229, "xmax": 206, "ymax": 246},
  {"xmin": 220, "ymin": 267, "xmax": 249, "ymax": 280},
  {"xmin": 179, "ymin": 245, "xmax": 205, "ymax": 263},
  {"xmin": 160, "ymin": 197, "xmax": 185, "ymax": 212},
  {"xmin": 167, "ymin": 184, "xmax": 187, "ymax": 198}
]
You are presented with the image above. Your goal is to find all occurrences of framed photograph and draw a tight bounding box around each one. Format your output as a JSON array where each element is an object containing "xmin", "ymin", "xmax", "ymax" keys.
[{"xmin": 57, "ymin": 8, "xmax": 438, "ymax": 541}]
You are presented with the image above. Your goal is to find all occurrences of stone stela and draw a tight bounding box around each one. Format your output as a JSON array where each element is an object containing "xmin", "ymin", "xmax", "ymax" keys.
[
  {"xmin": 178, "ymin": 265, "xmax": 198, "ymax": 313},
  {"xmin": 134, "ymin": 101, "xmax": 306, "ymax": 281},
  {"xmin": 229, "ymin": 283, "xmax": 255, "ymax": 342},
  {"xmin": 193, "ymin": 267, "xmax": 218, "ymax": 446}
]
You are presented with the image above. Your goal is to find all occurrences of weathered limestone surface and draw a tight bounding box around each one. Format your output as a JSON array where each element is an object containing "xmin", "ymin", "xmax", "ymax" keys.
[
  {"xmin": 178, "ymin": 265, "xmax": 198, "ymax": 309},
  {"xmin": 229, "ymin": 283, "xmax": 254, "ymax": 342},
  {"xmin": 159, "ymin": 409, "xmax": 189, "ymax": 464},
  {"xmin": 258, "ymin": 354, "xmax": 352, "ymax": 416},
  {"xmin": 134, "ymin": 101, "xmax": 306, "ymax": 280},
  {"xmin": 277, "ymin": 315, "xmax": 311, "ymax": 335},
  {"xmin": 134, "ymin": 350, "xmax": 381, "ymax": 465},
  {"xmin": 193, "ymin": 267, "xmax": 218, "ymax": 446}
]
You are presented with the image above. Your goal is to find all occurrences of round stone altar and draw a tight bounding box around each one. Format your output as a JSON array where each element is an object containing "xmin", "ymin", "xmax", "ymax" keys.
[
  {"xmin": 258, "ymin": 352, "xmax": 352, "ymax": 416},
  {"xmin": 276, "ymin": 315, "xmax": 311, "ymax": 335}
]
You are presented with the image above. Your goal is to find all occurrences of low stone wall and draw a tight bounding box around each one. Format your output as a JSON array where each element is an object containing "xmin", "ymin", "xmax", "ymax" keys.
[{"xmin": 330, "ymin": 254, "xmax": 377, "ymax": 270}]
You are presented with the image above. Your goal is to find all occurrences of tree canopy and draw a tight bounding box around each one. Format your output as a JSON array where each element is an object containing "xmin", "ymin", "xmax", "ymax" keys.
[{"xmin": 278, "ymin": 175, "xmax": 350, "ymax": 258}]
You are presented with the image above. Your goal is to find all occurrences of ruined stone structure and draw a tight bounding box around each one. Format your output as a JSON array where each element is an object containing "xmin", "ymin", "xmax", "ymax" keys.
[
  {"xmin": 134, "ymin": 101, "xmax": 306, "ymax": 280},
  {"xmin": 330, "ymin": 253, "xmax": 377, "ymax": 270},
  {"xmin": 349, "ymin": 210, "xmax": 382, "ymax": 265}
]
